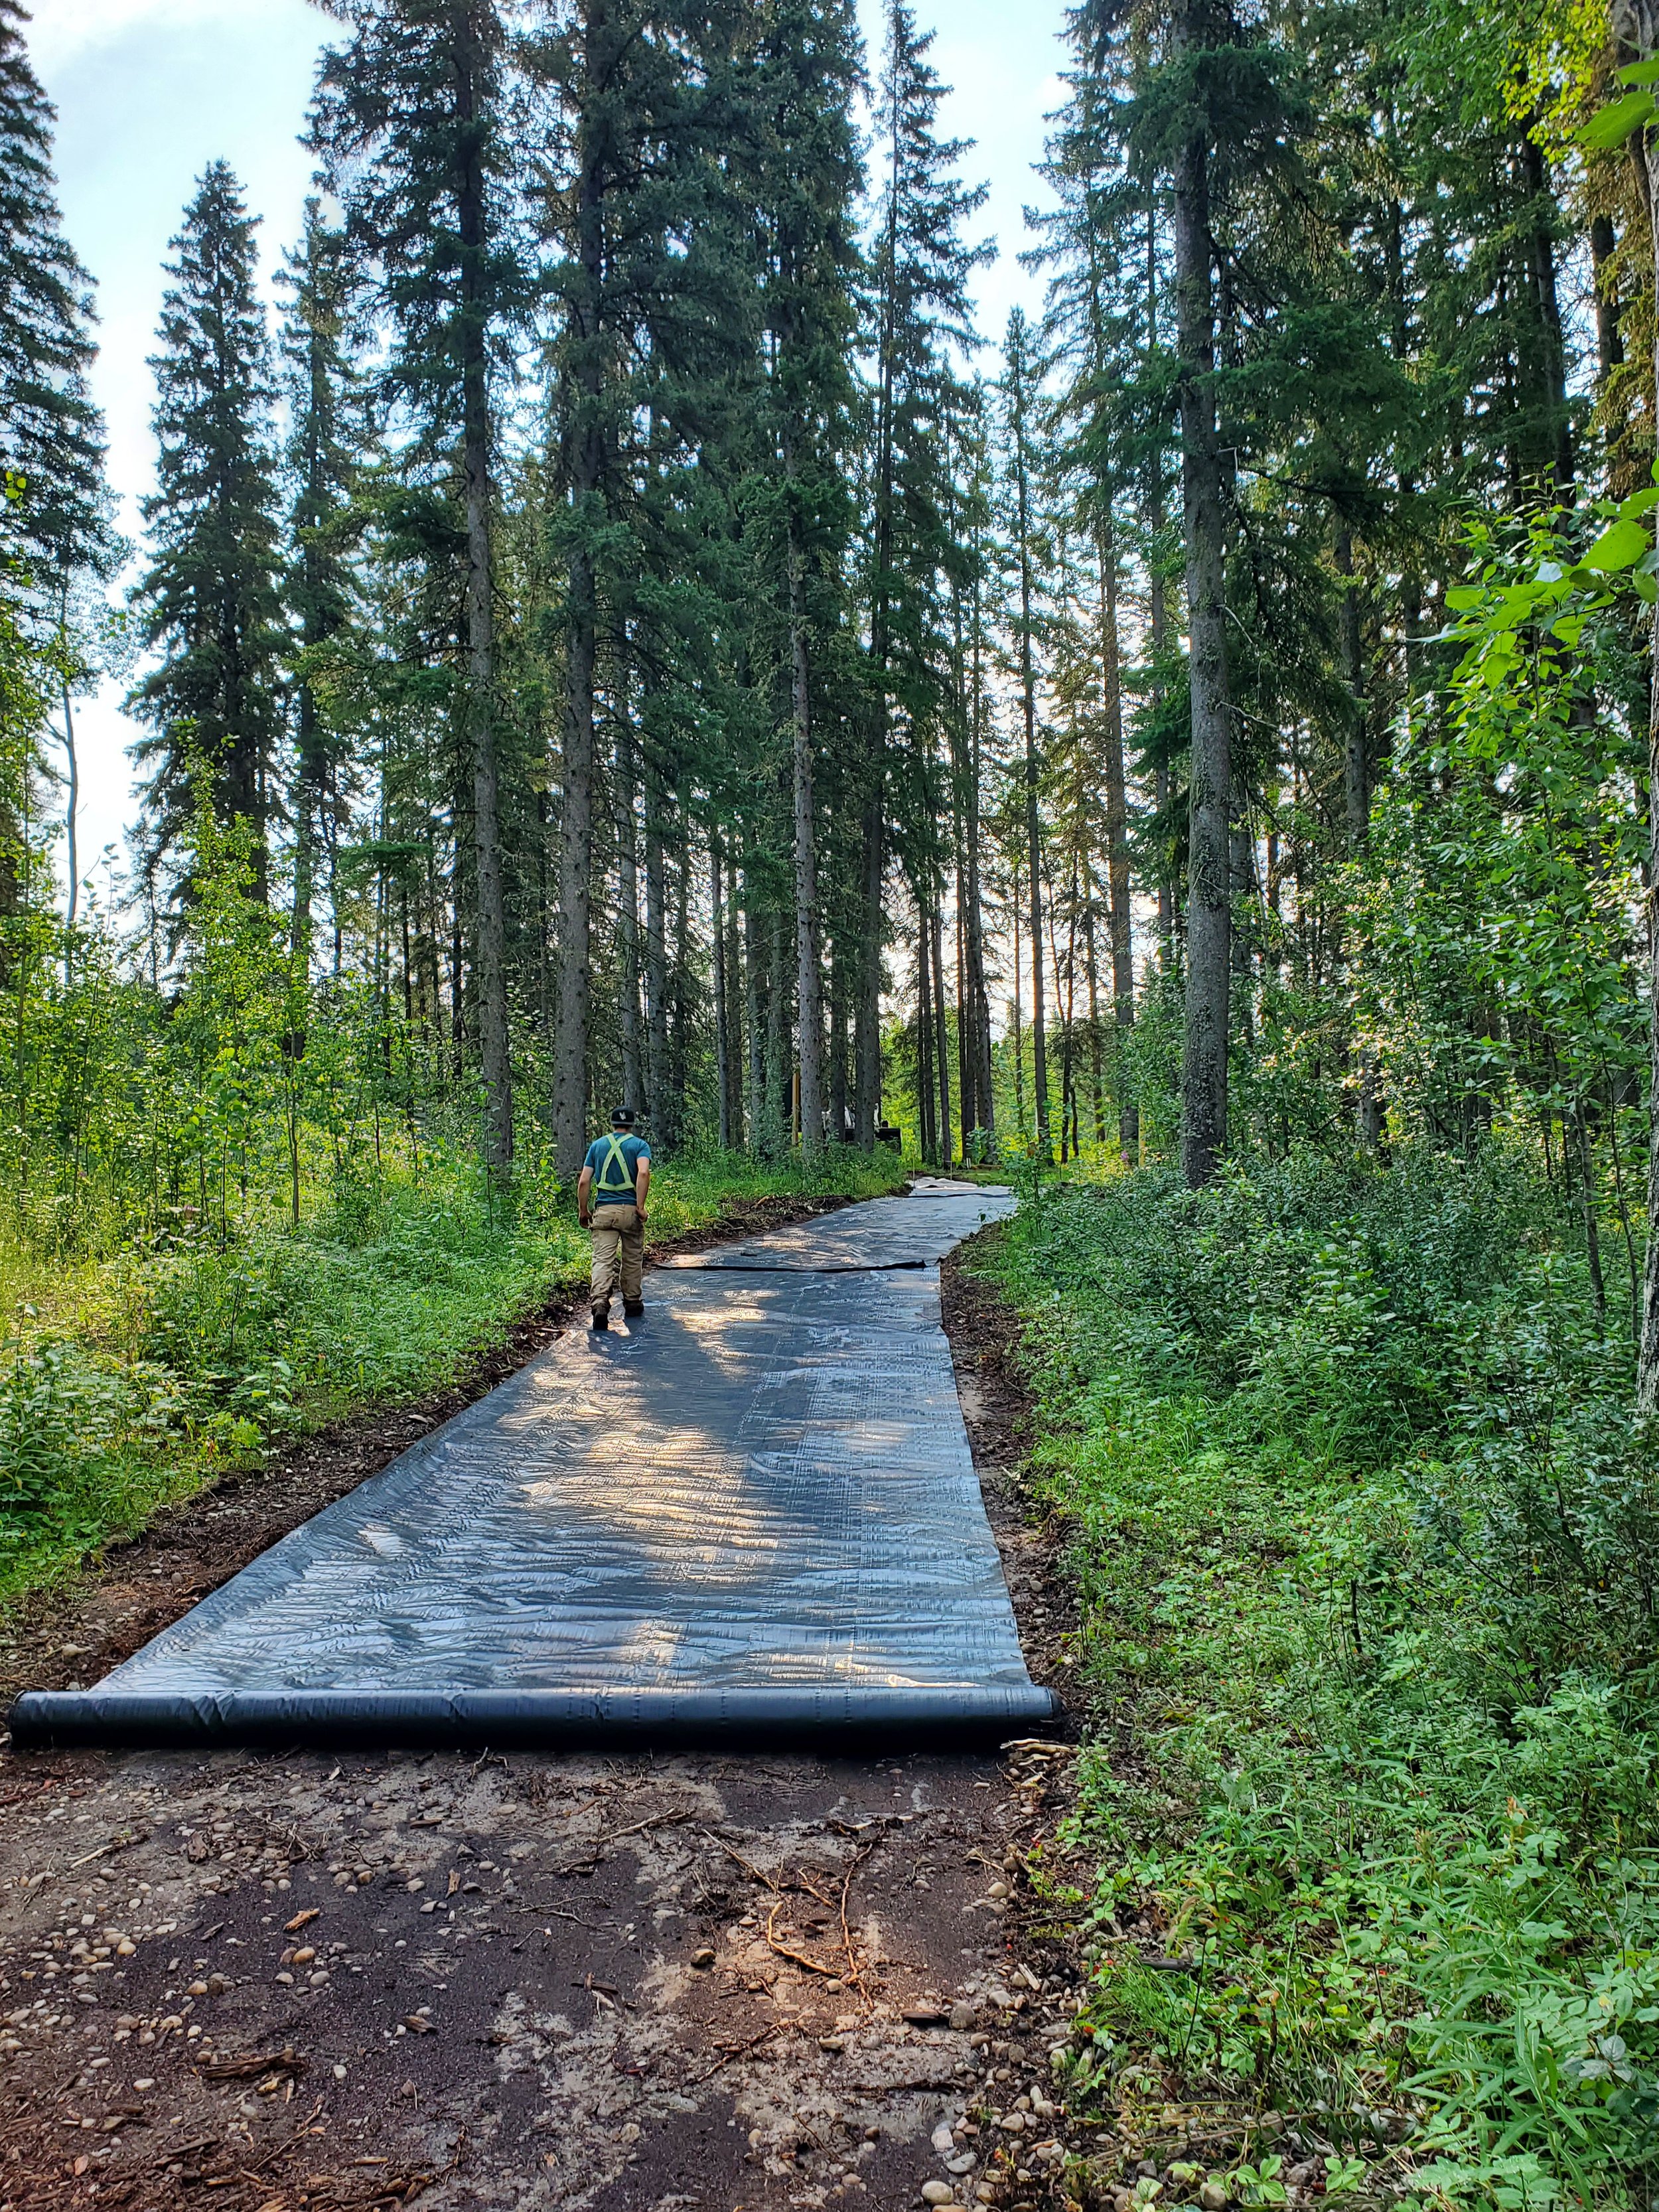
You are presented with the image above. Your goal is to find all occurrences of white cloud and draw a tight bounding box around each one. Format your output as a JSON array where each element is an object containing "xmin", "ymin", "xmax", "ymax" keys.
[{"xmin": 27, "ymin": 0, "xmax": 290, "ymax": 74}]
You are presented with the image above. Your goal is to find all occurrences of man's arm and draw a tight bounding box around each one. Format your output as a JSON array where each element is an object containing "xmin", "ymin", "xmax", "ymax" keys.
[
  {"xmin": 635, "ymin": 1156, "xmax": 652, "ymax": 1220},
  {"xmin": 577, "ymin": 1163, "xmax": 593, "ymax": 1227}
]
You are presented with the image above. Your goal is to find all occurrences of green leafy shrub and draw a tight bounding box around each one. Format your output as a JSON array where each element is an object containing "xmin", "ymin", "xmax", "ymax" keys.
[{"xmin": 985, "ymin": 1148, "xmax": 1659, "ymax": 2207}]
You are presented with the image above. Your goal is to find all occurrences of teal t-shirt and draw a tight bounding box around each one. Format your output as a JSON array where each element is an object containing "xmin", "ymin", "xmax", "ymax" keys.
[{"xmin": 584, "ymin": 1131, "xmax": 650, "ymax": 1203}]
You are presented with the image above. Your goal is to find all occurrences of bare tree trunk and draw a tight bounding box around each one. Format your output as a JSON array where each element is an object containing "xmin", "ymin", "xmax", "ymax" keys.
[
  {"xmin": 1098, "ymin": 522, "xmax": 1137, "ymax": 1163},
  {"xmin": 1011, "ymin": 853, "xmax": 1025, "ymax": 1135},
  {"xmin": 668, "ymin": 836, "xmax": 689, "ymax": 1150},
  {"xmin": 932, "ymin": 901, "xmax": 951, "ymax": 1169},
  {"xmin": 787, "ymin": 506, "xmax": 825, "ymax": 1163},
  {"xmin": 1336, "ymin": 526, "xmax": 1367, "ymax": 851},
  {"xmin": 552, "ymin": 6, "xmax": 605, "ymax": 1181},
  {"xmin": 1336, "ymin": 524, "xmax": 1383, "ymax": 1147},
  {"xmin": 1173, "ymin": 0, "xmax": 1230, "ymax": 1189},
  {"xmin": 60, "ymin": 680, "xmax": 80, "ymax": 932},
  {"xmin": 645, "ymin": 780, "xmax": 668, "ymax": 1132},
  {"xmin": 1084, "ymin": 895, "xmax": 1106, "ymax": 1146},
  {"xmin": 743, "ymin": 876, "xmax": 764, "ymax": 1147},
  {"xmin": 726, "ymin": 853, "xmax": 744, "ymax": 1143},
  {"xmin": 1058, "ymin": 877, "xmax": 1077, "ymax": 1162},
  {"xmin": 953, "ymin": 810, "xmax": 975, "ymax": 1147},
  {"xmin": 1520, "ymin": 129, "xmax": 1575, "ymax": 493},
  {"xmin": 966, "ymin": 657, "xmax": 994, "ymax": 1145},
  {"xmin": 711, "ymin": 832, "xmax": 731, "ymax": 1149},
  {"xmin": 856, "ymin": 794, "xmax": 883, "ymax": 1142},
  {"xmin": 617, "ymin": 705, "xmax": 643, "ymax": 1115},
  {"xmin": 1145, "ymin": 199, "xmax": 1175, "ymax": 960},
  {"xmin": 1626, "ymin": 0, "xmax": 1659, "ymax": 1406},
  {"xmin": 916, "ymin": 902, "xmax": 936, "ymax": 1166},
  {"xmin": 1591, "ymin": 212, "xmax": 1626, "ymax": 380},
  {"xmin": 829, "ymin": 940, "xmax": 849, "ymax": 1143},
  {"xmin": 459, "ymin": 11, "xmax": 511, "ymax": 1180},
  {"xmin": 766, "ymin": 909, "xmax": 787, "ymax": 1157},
  {"xmin": 947, "ymin": 558, "xmax": 975, "ymax": 1157},
  {"xmin": 1574, "ymin": 1092, "xmax": 1608, "ymax": 1330},
  {"xmin": 1008, "ymin": 333, "xmax": 1049, "ymax": 1157}
]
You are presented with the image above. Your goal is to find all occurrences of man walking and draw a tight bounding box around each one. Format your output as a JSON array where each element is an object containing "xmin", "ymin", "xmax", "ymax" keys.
[{"xmin": 577, "ymin": 1107, "xmax": 652, "ymax": 1331}]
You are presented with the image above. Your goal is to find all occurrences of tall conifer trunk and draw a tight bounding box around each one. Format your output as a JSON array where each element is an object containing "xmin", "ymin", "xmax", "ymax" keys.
[
  {"xmin": 856, "ymin": 796, "xmax": 884, "ymax": 1140},
  {"xmin": 786, "ymin": 500, "xmax": 825, "ymax": 1162},
  {"xmin": 668, "ymin": 840, "xmax": 690, "ymax": 1149},
  {"xmin": 932, "ymin": 902, "xmax": 951, "ymax": 1168},
  {"xmin": 916, "ymin": 905, "xmax": 936, "ymax": 1165},
  {"xmin": 966, "ymin": 570, "xmax": 995, "ymax": 1144},
  {"xmin": 830, "ymin": 939, "xmax": 849, "ymax": 1143},
  {"xmin": 1098, "ymin": 521, "xmax": 1137, "ymax": 1162},
  {"xmin": 644, "ymin": 782, "xmax": 668, "ymax": 1130},
  {"xmin": 1011, "ymin": 853, "xmax": 1025, "ymax": 1132},
  {"xmin": 616, "ymin": 703, "xmax": 643, "ymax": 1115},
  {"xmin": 1006, "ymin": 317, "xmax": 1050, "ymax": 1156},
  {"xmin": 456, "ymin": 7, "xmax": 511, "ymax": 1179},
  {"xmin": 1619, "ymin": 0, "xmax": 1659, "ymax": 1410},
  {"xmin": 954, "ymin": 865, "xmax": 974, "ymax": 1151},
  {"xmin": 766, "ymin": 910, "xmax": 788, "ymax": 1156},
  {"xmin": 1173, "ymin": 0, "xmax": 1231, "ymax": 1189},
  {"xmin": 743, "ymin": 879, "xmax": 764, "ymax": 1145},
  {"xmin": 1336, "ymin": 524, "xmax": 1383, "ymax": 1147},
  {"xmin": 860, "ymin": 102, "xmax": 901, "ymax": 1155},
  {"xmin": 711, "ymin": 834, "xmax": 731, "ymax": 1150},
  {"xmin": 552, "ymin": 0, "xmax": 607, "ymax": 1179},
  {"xmin": 726, "ymin": 854, "xmax": 744, "ymax": 1143}
]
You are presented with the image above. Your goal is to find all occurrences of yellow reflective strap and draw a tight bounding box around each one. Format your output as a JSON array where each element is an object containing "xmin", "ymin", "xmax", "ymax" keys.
[{"xmin": 597, "ymin": 1130, "xmax": 633, "ymax": 1196}]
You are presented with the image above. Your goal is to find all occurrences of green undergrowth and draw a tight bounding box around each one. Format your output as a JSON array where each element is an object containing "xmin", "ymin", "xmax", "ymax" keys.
[
  {"xmin": 0, "ymin": 1144, "xmax": 905, "ymax": 1607},
  {"xmin": 983, "ymin": 1150, "xmax": 1659, "ymax": 2211}
]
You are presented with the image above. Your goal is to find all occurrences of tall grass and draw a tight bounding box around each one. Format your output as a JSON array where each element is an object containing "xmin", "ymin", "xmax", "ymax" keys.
[{"xmin": 0, "ymin": 1142, "xmax": 906, "ymax": 1607}]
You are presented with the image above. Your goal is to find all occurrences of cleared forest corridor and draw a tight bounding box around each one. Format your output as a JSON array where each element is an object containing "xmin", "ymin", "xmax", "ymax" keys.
[{"xmin": 10, "ymin": 0, "xmax": 1659, "ymax": 2199}]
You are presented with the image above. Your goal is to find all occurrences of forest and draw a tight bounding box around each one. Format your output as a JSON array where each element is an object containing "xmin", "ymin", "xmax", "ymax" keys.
[{"xmin": 4, "ymin": 0, "xmax": 1659, "ymax": 2202}]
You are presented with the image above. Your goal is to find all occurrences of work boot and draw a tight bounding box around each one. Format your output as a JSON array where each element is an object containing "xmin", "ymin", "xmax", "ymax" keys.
[
  {"xmin": 591, "ymin": 1304, "xmax": 609, "ymax": 1332},
  {"xmin": 623, "ymin": 1298, "xmax": 644, "ymax": 1319}
]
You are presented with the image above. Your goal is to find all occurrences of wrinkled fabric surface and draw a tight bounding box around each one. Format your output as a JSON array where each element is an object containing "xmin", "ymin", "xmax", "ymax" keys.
[{"xmin": 10, "ymin": 1180, "xmax": 1055, "ymax": 1747}]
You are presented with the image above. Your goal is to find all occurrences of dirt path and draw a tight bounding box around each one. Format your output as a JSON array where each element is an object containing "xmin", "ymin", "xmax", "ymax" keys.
[{"xmin": 0, "ymin": 1230, "xmax": 1096, "ymax": 2212}]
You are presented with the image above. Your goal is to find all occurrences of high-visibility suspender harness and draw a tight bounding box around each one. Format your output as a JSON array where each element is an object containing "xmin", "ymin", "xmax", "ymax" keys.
[{"xmin": 595, "ymin": 1132, "xmax": 636, "ymax": 1203}]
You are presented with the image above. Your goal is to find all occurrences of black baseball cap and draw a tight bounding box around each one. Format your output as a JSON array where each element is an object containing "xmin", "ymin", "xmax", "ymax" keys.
[{"xmin": 611, "ymin": 1106, "xmax": 637, "ymax": 1129}]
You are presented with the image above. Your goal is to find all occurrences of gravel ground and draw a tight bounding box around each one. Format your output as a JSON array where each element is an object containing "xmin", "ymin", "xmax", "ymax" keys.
[{"xmin": 0, "ymin": 1223, "xmax": 1097, "ymax": 2212}]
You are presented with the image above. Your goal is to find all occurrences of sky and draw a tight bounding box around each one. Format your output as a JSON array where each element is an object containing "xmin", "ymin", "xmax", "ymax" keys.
[{"xmin": 28, "ymin": 0, "xmax": 1070, "ymax": 894}]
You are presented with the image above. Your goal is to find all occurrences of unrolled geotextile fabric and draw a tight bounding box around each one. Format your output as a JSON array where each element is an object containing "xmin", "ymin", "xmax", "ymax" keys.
[{"xmin": 9, "ymin": 1181, "xmax": 1056, "ymax": 1748}]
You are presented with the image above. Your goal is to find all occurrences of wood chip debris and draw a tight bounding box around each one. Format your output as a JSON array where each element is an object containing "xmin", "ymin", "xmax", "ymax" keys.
[{"xmin": 196, "ymin": 2045, "xmax": 307, "ymax": 2082}]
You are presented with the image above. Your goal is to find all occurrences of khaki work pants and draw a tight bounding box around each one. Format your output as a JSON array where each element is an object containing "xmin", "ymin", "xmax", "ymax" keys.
[{"xmin": 589, "ymin": 1203, "xmax": 644, "ymax": 1309}]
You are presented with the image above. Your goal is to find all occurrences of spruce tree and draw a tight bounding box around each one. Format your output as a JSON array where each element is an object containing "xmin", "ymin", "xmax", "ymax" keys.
[
  {"xmin": 528, "ymin": 0, "xmax": 753, "ymax": 1175},
  {"xmin": 996, "ymin": 309, "xmax": 1052, "ymax": 1159},
  {"xmin": 1162, "ymin": 0, "xmax": 1233, "ymax": 1189},
  {"xmin": 130, "ymin": 161, "xmax": 285, "ymax": 909},
  {"xmin": 863, "ymin": 0, "xmax": 987, "ymax": 1144},
  {"xmin": 309, "ymin": 0, "xmax": 530, "ymax": 1180},
  {"xmin": 0, "ymin": 0, "xmax": 117, "ymax": 929},
  {"xmin": 747, "ymin": 0, "xmax": 865, "ymax": 1162},
  {"xmin": 1027, "ymin": 50, "xmax": 1147, "ymax": 1161},
  {"xmin": 0, "ymin": 0, "xmax": 111, "ymax": 583},
  {"xmin": 278, "ymin": 200, "xmax": 360, "ymax": 960}
]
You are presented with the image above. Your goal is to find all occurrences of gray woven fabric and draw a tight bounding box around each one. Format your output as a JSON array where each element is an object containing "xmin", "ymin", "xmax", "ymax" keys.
[{"xmin": 9, "ymin": 1180, "xmax": 1054, "ymax": 1747}]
